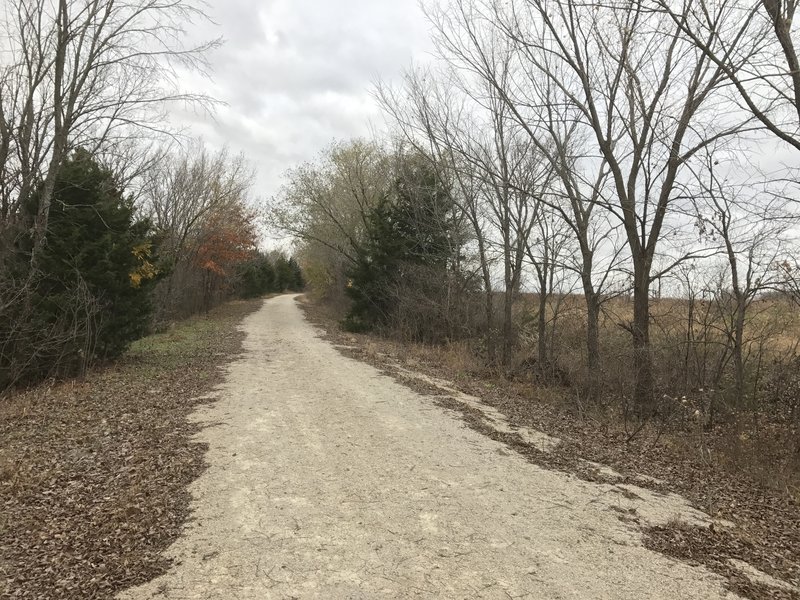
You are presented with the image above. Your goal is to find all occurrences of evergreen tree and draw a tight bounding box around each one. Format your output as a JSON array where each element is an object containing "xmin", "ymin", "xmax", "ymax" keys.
[
  {"xmin": 345, "ymin": 156, "xmax": 456, "ymax": 331},
  {"xmin": 288, "ymin": 257, "xmax": 305, "ymax": 291},
  {"xmin": 27, "ymin": 149, "xmax": 155, "ymax": 360},
  {"xmin": 236, "ymin": 253, "xmax": 276, "ymax": 298},
  {"xmin": 273, "ymin": 254, "xmax": 290, "ymax": 291},
  {"xmin": 273, "ymin": 253, "xmax": 305, "ymax": 292}
]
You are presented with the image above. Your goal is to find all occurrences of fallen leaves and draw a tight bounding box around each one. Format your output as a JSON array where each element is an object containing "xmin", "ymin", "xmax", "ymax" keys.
[{"xmin": 0, "ymin": 299, "xmax": 261, "ymax": 599}]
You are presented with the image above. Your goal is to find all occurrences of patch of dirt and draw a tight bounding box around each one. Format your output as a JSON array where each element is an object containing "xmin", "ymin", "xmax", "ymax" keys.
[
  {"xmin": 0, "ymin": 299, "xmax": 262, "ymax": 600},
  {"xmin": 300, "ymin": 299, "xmax": 800, "ymax": 600}
]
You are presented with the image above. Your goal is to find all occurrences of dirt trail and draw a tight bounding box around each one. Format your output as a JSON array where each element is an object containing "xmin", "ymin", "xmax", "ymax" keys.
[{"xmin": 120, "ymin": 295, "xmax": 742, "ymax": 599}]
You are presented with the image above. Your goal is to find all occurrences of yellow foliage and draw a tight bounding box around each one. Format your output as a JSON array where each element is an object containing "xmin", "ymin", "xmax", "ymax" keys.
[{"xmin": 129, "ymin": 241, "xmax": 158, "ymax": 288}]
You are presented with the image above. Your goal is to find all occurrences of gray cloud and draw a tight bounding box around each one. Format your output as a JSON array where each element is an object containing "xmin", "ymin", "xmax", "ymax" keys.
[{"xmin": 176, "ymin": 0, "xmax": 432, "ymax": 200}]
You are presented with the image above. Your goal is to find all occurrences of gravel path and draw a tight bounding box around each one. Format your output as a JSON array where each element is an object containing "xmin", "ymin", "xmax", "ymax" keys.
[{"xmin": 120, "ymin": 295, "xmax": 741, "ymax": 599}]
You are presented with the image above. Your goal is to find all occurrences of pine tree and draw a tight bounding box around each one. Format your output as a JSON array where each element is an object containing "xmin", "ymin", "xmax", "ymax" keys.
[
  {"xmin": 288, "ymin": 257, "xmax": 305, "ymax": 291},
  {"xmin": 28, "ymin": 148, "xmax": 155, "ymax": 360},
  {"xmin": 345, "ymin": 156, "xmax": 456, "ymax": 331},
  {"xmin": 236, "ymin": 253, "xmax": 276, "ymax": 298}
]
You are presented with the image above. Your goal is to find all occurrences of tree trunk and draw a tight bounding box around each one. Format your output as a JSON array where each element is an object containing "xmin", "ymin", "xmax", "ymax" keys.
[
  {"xmin": 477, "ymin": 232, "xmax": 495, "ymax": 364},
  {"xmin": 684, "ymin": 291, "xmax": 695, "ymax": 392},
  {"xmin": 733, "ymin": 294, "xmax": 746, "ymax": 407},
  {"xmin": 502, "ymin": 286, "xmax": 514, "ymax": 366},
  {"xmin": 586, "ymin": 293, "xmax": 601, "ymax": 373},
  {"xmin": 571, "ymin": 238, "xmax": 601, "ymax": 395},
  {"xmin": 484, "ymin": 287, "xmax": 495, "ymax": 363},
  {"xmin": 31, "ymin": 134, "xmax": 68, "ymax": 262},
  {"xmin": 632, "ymin": 266, "xmax": 653, "ymax": 416},
  {"xmin": 537, "ymin": 289, "xmax": 547, "ymax": 367},
  {"xmin": 32, "ymin": 0, "xmax": 70, "ymax": 263},
  {"xmin": 501, "ymin": 227, "xmax": 514, "ymax": 366}
]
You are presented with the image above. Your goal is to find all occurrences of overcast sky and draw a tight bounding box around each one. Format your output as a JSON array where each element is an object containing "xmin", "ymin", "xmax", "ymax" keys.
[{"xmin": 177, "ymin": 0, "xmax": 433, "ymax": 203}]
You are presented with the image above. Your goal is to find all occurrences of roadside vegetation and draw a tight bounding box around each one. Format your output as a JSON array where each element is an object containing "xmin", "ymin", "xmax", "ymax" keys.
[
  {"xmin": 0, "ymin": 3, "xmax": 304, "ymax": 396},
  {"xmin": 303, "ymin": 299, "xmax": 799, "ymax": 599},
  {"xmin": 2, "ymin": 0, "xmax": 799, "ymax": 596},
  {"xmin": 272, "ymin": 1, "xmax": 800, "ymax": 596},
  {"xmin": 0, "ymin": 3, "xmax": 302, "ymax": 595},
  {"xmin": 273, "ymin": 0, "xmax": 800, "ymax": 484},
  {"xmin": 276, "ymin": 136, "xmax": 800, "ymax": 488}
]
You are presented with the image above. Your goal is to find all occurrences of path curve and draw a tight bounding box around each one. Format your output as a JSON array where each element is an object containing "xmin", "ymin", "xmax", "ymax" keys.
[{"xmin": 120, "ymin": 295, "xmax": 740, "ymax": 599}]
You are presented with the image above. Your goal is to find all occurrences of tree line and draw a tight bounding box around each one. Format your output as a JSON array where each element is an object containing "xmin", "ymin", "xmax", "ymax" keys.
[
  {"xmin": 0, "ymin": 2, "xmax": 302, "ymax": 393},
  {"xmin": 274, "ymin": 0, "xmax": 800, "ymax": 436}
]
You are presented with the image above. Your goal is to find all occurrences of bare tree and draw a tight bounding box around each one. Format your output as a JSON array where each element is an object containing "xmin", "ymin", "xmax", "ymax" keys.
[
  {"xmin": 422, "ymin": 0, "xmax": 634, "ymax": 391},
  {"xmin": 377, "ymin": 69, "xmax": 501, "ymax": 359},
  {"xmin": 145, "ymin": 142, "xmax": 253, "ymax": 262},
  {"xmin": 478, "ymin": 93, "xmax": 553, "ymax": 365},
  {"xmin": 657, "ymin": 0, "xmax": 800, "ymax": 151},
  {"xmin": 142, "ymin": 141, "xmax": 256, "ymax": 320},
  {"xmin": 436, "ymin": 0, "xmax": 753, "ymax": 412},
  {"xmin": 269, "ymin": 140, "xmax": 388, "ymax": 275},
  {"xmin": 0, "ymin": 0, "xmax": 219, "ymax": 254},
  {"xmin": 524, "ymin": 206, "xmax": 571, "ymax": 371},
  {"xmin": 693, "ymin": 149, "xmax": 796, "ymax": 408},
  {"xmin": 380, "ymin": 58, "xmax": 558, "ymax": 366}
]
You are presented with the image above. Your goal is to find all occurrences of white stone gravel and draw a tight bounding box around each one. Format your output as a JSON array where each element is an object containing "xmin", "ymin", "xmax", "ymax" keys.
[{"xmin": 119, "ymin": 295, "xmax": 743, "ymax": 599}]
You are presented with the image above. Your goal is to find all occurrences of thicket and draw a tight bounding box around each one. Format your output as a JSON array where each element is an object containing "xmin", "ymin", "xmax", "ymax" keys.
[
  {"xmin": 344, "ymin": 156, "xmax": 471, "ymax": 338},
  {"xmin": 236, "ymin": 253, "xmax": 305, "ymax": 299},
  {"xmin": 278, "ymin": 137, "xmax": 800, "ymax": 479},
  {"xmin": 40, "ymin": 151, "xmax": 157, "ymax": 357},
  {"xmin": 272, "ymin": 144, "xmax": 479, "ymax": 342},
  {"xmin": 0, "ymin": 1, "xmax": 310, "ymax": 394},
  {"xmin": 0, "ymin": 144, "xmax": 306, "ymax": 393}
]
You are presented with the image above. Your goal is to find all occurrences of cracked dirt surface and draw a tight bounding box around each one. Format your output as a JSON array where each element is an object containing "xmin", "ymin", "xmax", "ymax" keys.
[{"xmin": 119, "ymin": 295, "xmax": 743, "ymax": 599}]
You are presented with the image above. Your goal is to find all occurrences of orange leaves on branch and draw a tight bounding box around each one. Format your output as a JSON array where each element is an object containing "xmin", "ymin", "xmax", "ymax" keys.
[{"xmin": 193, "ymin": 202, "xmax": 259, "ymax": 277}]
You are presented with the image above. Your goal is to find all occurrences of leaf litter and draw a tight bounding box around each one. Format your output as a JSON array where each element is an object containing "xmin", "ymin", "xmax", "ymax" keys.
[{"xmin": 0, "ymin": 299, "xmax": 261, "ymax": 600}]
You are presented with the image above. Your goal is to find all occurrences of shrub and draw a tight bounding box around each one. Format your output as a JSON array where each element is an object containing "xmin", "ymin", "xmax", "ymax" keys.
[
  {"xmin": 32, "ymin": 150, "xmax": 156, "ymax": 359},
  {"xmin": 1, "ymin": 149, "xmax": 156, "ymax": 390}
]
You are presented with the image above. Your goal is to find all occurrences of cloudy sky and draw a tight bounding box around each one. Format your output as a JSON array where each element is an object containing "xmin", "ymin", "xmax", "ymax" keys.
[{"xmin": 178, "ymin": 0, "xmax": 433, "ymax": 202}]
